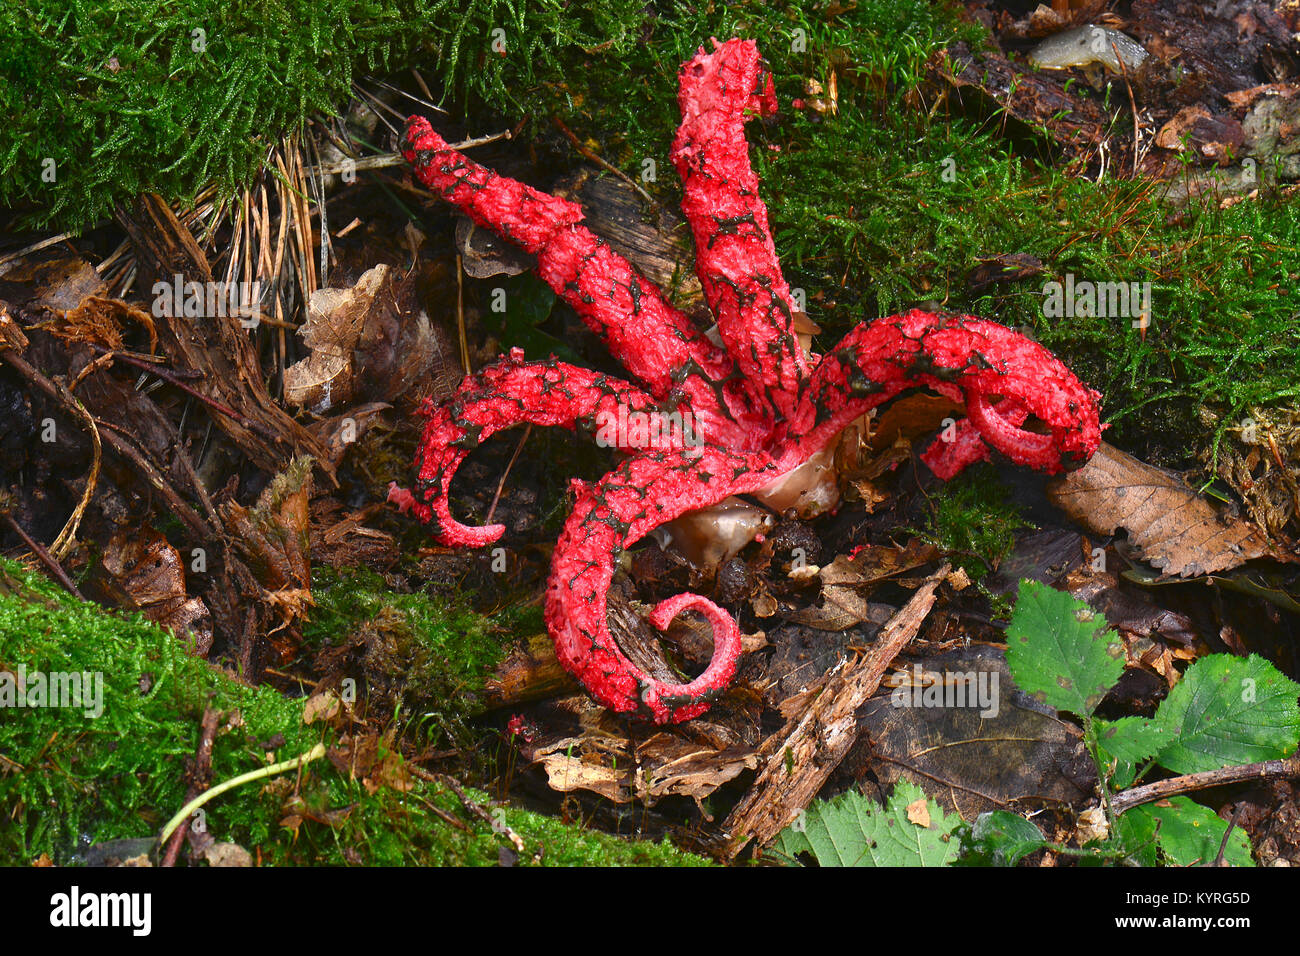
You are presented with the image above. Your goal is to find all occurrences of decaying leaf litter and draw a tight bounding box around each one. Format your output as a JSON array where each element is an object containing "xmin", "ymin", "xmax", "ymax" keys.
[{"xmin": 1, "ymin": 0, "xmax": 1299, "ymax": 865}]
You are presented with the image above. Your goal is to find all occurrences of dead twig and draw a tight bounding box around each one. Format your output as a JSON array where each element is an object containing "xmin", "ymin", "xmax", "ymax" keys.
[
  {"xmin": 0, "ymin": 233, "xmax": 75, "ymax": 271},
  {"xmin": 82, "ymin": 342, "xmax": 250, "ymax": 425},
  {"xmin": 1111, "ymin": 754, "xmax": 1300, "ymax": 816},
  {"xmin": 414, "ymin": 767, "xmax": 532, "ymax": 859},
  {"xmin": 483, "ymin": 425, "xmax": 531, "ymax": 530},
  {"xmin": 160, "ymin": 706, "xmax": 221, "ymax": 867},
  {"xmin": 0, "ymin": 349, "xmax": 213, "ymax": 544},
  {"xmin": 552, "ymin": 116, "xmax": 657, "ymax": 207},
  {"xmin": 0, "ymin": 511, "xmax": 86, "ymax": 601},
  {"xmin": 455, "ymin": 253, "xmax": 470, "ymax": 376},
  {"xmin": 722, "ymin": 562, "xmax": 950, "ymax": 857},
  {"xmin": 1210, "ymin": 805, "xmax": 1243, "ymax": 867}
]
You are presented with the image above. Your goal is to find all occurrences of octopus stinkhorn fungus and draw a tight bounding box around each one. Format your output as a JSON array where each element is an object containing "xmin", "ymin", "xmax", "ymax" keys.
[{"xmin": 390, "ymin": 38, "xmax": 1103, "ymax": 724}]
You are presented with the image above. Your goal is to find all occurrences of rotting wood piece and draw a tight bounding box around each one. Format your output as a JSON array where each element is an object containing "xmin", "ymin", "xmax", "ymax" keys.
[{"xmin": 722, "ymin": 563, "xmax": 950, "ymax": 858}]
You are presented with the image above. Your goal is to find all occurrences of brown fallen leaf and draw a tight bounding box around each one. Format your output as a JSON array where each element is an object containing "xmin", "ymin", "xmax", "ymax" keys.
[
  {"xmin": 905, "ymin": 798, "xmax": 931, "ymax": 828},
  {"xmin": 723, "ymin": 564, "xmax": 950, "ymax": 853},
  {"xmin": 302, "ymin": 691, "xmax": 341, "ymax": 725},
  {"xmin": 96, "ymin": 526, "xmax": 213, "ymax": 654},
  {"xmin": 864, "ymin": 647, "xmax": 1094, "ymax": 818},
  {"xmin": 1047, "ymin": 442, "xmax": 1295, "ymax": 577},
  {"xmin": 283, "ymin": 263, "xmax": 458, "ymax": 412},
  {"xmin": 783, "ymin": 539, "xmax": 938, "ymax": 630},
  {"xmin": 527, "ymin": 729, "xmax": 758, "ymax": 808},
  {"xmin": 1154, "ymin": 105, "xmax": 1245, "ymax": 164},
  {"xmin": 866, "ymin": 392, "xmax": 964, "ymax": 454},
  {"xmin": 0, "ymin": 257, "xmax": 107, "ymax": 311},
  {"xmin": 221, "ymin": 456, "xmax": 315, "ymax": 659}
]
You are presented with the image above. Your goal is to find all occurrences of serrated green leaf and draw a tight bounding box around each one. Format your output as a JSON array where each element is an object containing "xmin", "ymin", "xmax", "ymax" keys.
[
  {"xmin": 1114, "ymin": 807, "xmax": 1160, "ymax": 866},
  {"xmin": 963, "ymin": 810, "xmax": 1047, "ymax": 866},
  {"xmin": 773, "ymin": 781, "xmax": 961, "ymax": 867},
  {"xmin": 1153, "ymin": 654, "xmax": 1300, "ymax": 774},
  {"xmin": 1109, "ymin": 753, "xmax": 1143, "ymax": 790},
  {"xmin": 1005, "ymin": 580, "xmax": 1125, "ymax": 717},
  {"xmin": 1097, "ymin": 715, "xmax": 1173, "ymax": 764},
  {"xmin": 1120, "ymin": 798, "xmax": 1254, "ymax": 867}
]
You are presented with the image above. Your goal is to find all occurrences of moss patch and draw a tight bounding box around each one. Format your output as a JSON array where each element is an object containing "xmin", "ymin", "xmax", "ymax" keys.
[
  {"xmin": 910, "ymin": 463, "xmax": 1031, "ymax": 583},
  {"xmin": 303, "ymin": 565, "xmax": 507, "ymax": 741},
  {"xmin": 0, "ymin": 557, "xmax": 706, "ymax": 865},
  {"xmin": 0, "ymin": 0, "xmax": 642, "ymax": 231}
]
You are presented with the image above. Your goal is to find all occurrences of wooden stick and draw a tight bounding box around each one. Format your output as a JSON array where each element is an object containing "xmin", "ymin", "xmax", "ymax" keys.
[
  {"xmin": 1112, "ymin": 755, "xmax": 1300, "ymax": 815},
  {"xmin": 1, "ymin": 512, "xmax": 86, "ymax": 601},
  {"xmin": 722, "ymin": 562, "xmax": 950, "ymax": 856},
  {"xmin": 159, "ymin": 707, "xmax": 221, "ymax": 867}
]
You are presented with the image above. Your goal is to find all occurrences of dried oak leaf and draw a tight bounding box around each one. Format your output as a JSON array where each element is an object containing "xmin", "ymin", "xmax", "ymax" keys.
[{"xmin": 1047, "ymin": 442, "xmax": 1296, "ymax": 577}]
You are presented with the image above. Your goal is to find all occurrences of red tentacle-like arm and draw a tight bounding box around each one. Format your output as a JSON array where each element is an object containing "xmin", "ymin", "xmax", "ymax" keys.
[
  {"xmin": 792, "ymin": 310, "xmax": 1103, "ymax": 475},
  {"xmin": 403, "ymin": 117, "xmax": 734, "ymax": 403},
  {"xmin": 671, "ymin": 39, "xmax": 809, "ymax": 426},
  {"xmin": 545, "ymin": 445, "xmax": 789, "ymax": 724},
  {"xmin": 388, "ymin": 349, "xmax": 665, "ymax": 547}
]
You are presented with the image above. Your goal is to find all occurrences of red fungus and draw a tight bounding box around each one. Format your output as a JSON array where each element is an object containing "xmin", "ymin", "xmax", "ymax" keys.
[{"xmin": 393, "ymin": 38, "xmax": 1103, "ymax": 724}]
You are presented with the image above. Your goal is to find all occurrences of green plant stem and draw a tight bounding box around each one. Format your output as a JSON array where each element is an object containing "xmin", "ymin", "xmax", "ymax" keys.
[
  {"xmin": 1083, "ymin": 714, "xmax": 1116, "ymax": 830},
  {"xmin": 157, "ymin": 742, "xmax": 327, "ymax": 849}
]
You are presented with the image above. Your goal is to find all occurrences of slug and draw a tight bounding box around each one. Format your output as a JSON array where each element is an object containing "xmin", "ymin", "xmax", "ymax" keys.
[{"xmin": 1028, "ymin": 25, "xmax": 1149, "ymax": 74}]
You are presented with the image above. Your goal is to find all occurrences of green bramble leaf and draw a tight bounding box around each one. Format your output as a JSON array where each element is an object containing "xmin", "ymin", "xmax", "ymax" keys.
[
  {"xmin": 1096, "ymin": 715, "xmax": 1173, "ymax": 765},
  {"xmin": 1152, "ymin": 654, "xmax": 1300, "ymax": 775},
  {"xmin": 1118, "ymin": 797, "xmax": 1254, "ymax": 867},
  {"xmin": 773, "ymin": 781, "xmax": 961, "ymax": 867},
  {"xmin": 1005, "ymin": 580, "xmax": 1125, "ymax": 717},
  {"xmin": 961, "ymin": 810, "xmax": 1047, "ymax": 866}
]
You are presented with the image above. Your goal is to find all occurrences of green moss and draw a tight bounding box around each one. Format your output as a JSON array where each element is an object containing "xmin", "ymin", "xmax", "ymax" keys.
[
  {"xmin": 272, "ymin": 776, "xmax": 710, "ymax": 866},
  {"xmin": 0, "ymin": 557, "xmax": 707, "ymax": 865},
  {"xmin": 910, "ymin": 463, "xmax": 1031, "ymax": 582},
  {"xmin": 0, "ymin": 0, "xmax": 646, "ymax": 231},
  {"xmin": 302, "ymin": 564, "xmax": 513, "ymax": 747},
  {"xmin": 0, "ymin": 557, "xmax": 323, "ymax": 861},
  {"xmin": 305, "ymin": 566, "xmax": 505, "ymax": 689}
]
